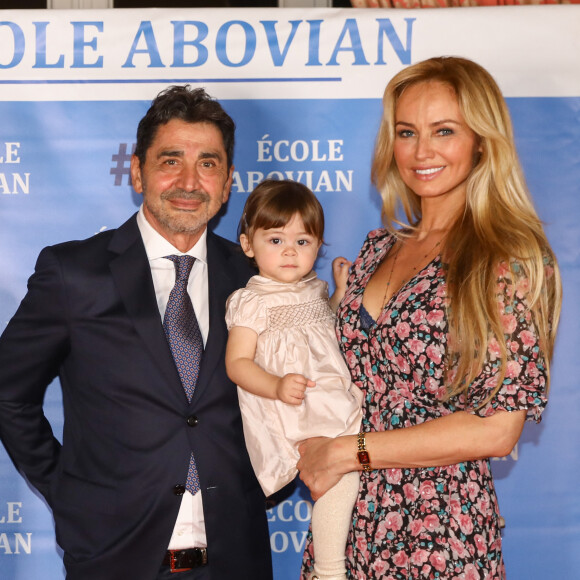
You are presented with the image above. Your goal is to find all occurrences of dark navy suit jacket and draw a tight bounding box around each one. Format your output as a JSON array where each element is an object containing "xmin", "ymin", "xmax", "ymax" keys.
[{"xmin": 0, "ymin": 214, "xmax": 272, "ymax": 580}]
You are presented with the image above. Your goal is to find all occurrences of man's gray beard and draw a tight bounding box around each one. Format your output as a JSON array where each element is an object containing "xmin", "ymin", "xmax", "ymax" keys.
[
  {"xmin": 147, "ymin": 190, "xmax": 210, "ymax": 235},
  {"xmin": 156, "ymin": 211, "xmax": 206, "ymax": 235}
]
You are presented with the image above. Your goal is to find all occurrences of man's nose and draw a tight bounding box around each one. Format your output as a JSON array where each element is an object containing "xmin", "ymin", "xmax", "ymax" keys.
[{"xmin": 175, "ymin": 163, "xmax": 201, "ymax": 191}]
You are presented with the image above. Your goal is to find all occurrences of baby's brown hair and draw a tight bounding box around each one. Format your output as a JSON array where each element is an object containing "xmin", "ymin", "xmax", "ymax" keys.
[{"xmin": 239, "ymin": 179, "xmax": 324, "ymax": 245}]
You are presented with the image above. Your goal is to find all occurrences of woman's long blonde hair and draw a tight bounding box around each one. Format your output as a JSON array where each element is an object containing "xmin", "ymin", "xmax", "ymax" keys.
[{"xmin": 372, "ymin": 56, "xmax": 562, "ymax": 401}]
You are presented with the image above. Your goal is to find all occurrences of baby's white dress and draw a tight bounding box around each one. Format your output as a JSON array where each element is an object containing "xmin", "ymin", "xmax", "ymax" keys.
[{"xmin": 226, "ymin": 272, "xmax": 363, "ymax": 496}]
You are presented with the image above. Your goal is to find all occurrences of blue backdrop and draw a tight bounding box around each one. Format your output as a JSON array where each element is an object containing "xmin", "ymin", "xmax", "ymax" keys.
[{"xmin": 0, "ymin": 7, "xmax": 579, "ymax": 579}]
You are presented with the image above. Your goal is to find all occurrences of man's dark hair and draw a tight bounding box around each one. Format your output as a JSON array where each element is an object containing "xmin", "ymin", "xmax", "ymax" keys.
[{"xmin": 134, "ymin": 85, "xmax": 236, "ymax": 169}]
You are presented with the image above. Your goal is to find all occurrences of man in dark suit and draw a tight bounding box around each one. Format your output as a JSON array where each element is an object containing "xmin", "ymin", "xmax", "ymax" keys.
[{"xmin": 0, "ymin": 86, "xmax": 273, "ymax": 580}]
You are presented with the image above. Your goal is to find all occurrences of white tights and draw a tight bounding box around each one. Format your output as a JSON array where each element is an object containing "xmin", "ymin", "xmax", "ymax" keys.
[{"xmin": 310, "ymin": 471, "xmax": 359, "ymax": 580}]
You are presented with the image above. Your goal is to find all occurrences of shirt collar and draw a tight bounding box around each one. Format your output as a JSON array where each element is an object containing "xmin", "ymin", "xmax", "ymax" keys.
[{"xmin": 136, "ymin": 205, "xmax": 207, "ymax": 264}]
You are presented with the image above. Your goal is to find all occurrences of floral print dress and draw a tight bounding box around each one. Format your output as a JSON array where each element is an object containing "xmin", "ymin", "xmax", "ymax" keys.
[{"xmin": 302, "ymin": 229, "xmax": 548, "ymax": 580}]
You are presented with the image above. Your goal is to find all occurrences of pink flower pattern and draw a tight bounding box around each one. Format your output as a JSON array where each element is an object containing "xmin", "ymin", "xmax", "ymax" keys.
[{"xmin": 302, "ymin": 229, "xmax": 548, "ymax": 579}]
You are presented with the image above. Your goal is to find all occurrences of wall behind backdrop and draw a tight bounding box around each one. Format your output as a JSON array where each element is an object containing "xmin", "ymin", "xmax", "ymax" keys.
[{"xmin": 0, "ymin": 6, "xmax": 579, "ymax": 579}]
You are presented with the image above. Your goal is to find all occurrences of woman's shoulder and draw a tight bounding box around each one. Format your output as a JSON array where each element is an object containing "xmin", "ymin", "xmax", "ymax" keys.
[
  {"xmin": 362, "ymin": 227, "xmax": 396, "ymax": 248},
  {"xmin": 352, "ymin": 227, "xmax": 393, "ymax": 265},
  {"xmin": 365, "ymin": 227, "xmax": 391, "ymax": 242}
]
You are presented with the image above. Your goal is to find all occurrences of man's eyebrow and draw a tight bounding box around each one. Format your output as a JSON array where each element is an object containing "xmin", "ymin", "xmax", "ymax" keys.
[
  {"xmin": 155, "ymin": 149, "xmax": 225, "ymax": 161},
  {"xmin": 199, "ymin": 150, "xmax": 223, "ymax": 161},
  {"xmin": 157, "ymin": 149, "xmax": 184, "ymax": 159}
]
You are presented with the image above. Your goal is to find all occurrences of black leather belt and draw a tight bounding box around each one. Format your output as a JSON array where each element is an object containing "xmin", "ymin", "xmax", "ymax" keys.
[{"xmin": 162, "ymin": 548, "xmax": 208, "ymax": 573}]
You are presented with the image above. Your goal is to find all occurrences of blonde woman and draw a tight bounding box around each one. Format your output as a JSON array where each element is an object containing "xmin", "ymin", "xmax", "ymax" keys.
[{"xmin": 298, "ymin": 56, "xmax": 562, "ymax": 579}]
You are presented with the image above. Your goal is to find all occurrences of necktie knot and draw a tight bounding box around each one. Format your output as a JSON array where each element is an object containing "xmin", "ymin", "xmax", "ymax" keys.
[{"xmin": 165, "ymin": 254, "xmax": 195, "ymax": 283}]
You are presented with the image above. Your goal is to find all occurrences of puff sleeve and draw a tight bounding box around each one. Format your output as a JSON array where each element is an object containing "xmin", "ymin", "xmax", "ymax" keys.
[
  {"xmin": 225, "ymin": 288, "xmax": 268, "ymax": 336},
  {"xmin": 465, "ymin": 262, "xmax": 549, "ymax": 423}
]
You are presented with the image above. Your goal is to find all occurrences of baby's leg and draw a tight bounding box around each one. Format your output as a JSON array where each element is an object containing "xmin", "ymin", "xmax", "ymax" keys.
[{"xmin": 310, "ymin": 471, "xmax": 359, "ymax": 580}]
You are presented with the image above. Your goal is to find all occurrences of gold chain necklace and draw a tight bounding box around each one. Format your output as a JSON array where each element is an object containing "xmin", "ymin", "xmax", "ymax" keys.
[
  {"xmin": 381, "ymin": 237, "xmax": 443, "ymax": 308},
  {"xmin": 381, "ymin": 240, "xmax": 403, "ymax": 308}
]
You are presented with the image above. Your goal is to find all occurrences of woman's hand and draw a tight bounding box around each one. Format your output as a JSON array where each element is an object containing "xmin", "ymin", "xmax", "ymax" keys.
[{"xmin": 297, "ymin": 436, "xmax": 355, "ymax": 501}]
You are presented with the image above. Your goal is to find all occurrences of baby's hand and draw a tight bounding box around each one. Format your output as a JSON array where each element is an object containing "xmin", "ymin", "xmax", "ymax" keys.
[
  {"xmin": 276, "ymin": 374, "xmax": 316, "ymax": 406},
  {"xmin": 330, "ymin": 256, "xmax": 352, "ymax": 312},
  {"xmin": 332, "ymin": 256, "xmax": 352, "ymax": 292}
]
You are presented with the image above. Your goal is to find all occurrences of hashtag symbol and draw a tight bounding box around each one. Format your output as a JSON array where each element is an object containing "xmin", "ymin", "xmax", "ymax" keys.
[{"xmin": 110, "ymin": 143, "xmax": 135, "ymax": 186}]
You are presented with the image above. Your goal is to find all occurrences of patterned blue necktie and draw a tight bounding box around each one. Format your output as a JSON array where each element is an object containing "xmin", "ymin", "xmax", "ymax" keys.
[{"xmin": 163, "ymin": 255, "xmax": 203, "ymax": 494}]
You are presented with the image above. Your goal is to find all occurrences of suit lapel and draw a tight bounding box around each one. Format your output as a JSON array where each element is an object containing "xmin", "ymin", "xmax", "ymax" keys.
[
  {"xmin": 107, "ymin": 215, "xmax": 184, "ymax": 396},
  {"xmin": 193, "ymin": 232, "xmax": 237, "ymax": 403},
  {"xmin": 107, "ymin": 218, "xmax": 244, "ymax": 406}
]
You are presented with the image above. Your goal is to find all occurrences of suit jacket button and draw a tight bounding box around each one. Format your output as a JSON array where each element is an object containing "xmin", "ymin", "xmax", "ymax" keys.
[
  {"xmin": 187, "ymin": 415, "xmax": 199, "ymax": 427},
  {"xmin": 173, "ymin": 484, "xmax": 186, "ymax": 496}
]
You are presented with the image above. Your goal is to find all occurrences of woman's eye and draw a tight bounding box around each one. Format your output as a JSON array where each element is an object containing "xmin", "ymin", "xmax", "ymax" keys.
[
  {"xmin": 437, "ymin": 128, "xmax": 454, "ymax": 136},
  {"xmin": 397, "ymin": 129, "xmax": 414, "ymax": 138}
]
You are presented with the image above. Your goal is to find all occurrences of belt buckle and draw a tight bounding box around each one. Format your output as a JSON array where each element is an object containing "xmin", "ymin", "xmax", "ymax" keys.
[{"xmin": 169, "ymin": 551, "xmax": 191, "ymax": 574}]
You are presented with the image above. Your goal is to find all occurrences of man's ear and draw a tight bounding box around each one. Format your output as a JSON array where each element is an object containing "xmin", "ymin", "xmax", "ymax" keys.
[
  {"xmin": 239, "ymin": 234, "xmax": 254, "ymax": 258},
  {"xmin": 221, "ymin": 165, "xmax": 234, "ymax": 204},
  {"xmin": 130, "ymin": 155, "xmax": 143, "ymax": 194}
]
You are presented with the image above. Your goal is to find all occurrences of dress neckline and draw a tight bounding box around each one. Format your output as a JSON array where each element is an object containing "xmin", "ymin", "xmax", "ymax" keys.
[
  {"xmin": 248, "ymin": 271, "xmax": 318, "ymax": 287},
  {"xmin": 360, "ymin": 235, "xmax": 442, "ymax": 325}
]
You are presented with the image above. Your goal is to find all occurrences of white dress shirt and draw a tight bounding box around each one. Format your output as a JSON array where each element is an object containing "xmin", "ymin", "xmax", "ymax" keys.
[{"xmin": 136, "ymin": 206, "xmax": 208, "ymax": 549}]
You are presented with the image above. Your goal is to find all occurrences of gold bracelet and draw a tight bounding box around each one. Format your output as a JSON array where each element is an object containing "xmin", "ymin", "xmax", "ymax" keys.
[{"xmin": 357, "ymin": 432, "xmax": 372, "ymax": 472}]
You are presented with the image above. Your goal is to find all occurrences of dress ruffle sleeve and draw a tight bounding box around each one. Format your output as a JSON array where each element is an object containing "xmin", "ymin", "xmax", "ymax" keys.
[
  {"xmin": 225, "ymin": 288, "xmax": 268, "ymax": 335},
  {"xmin": 465, "ymin": 261, "xmax": 549, "ymax": 423}
]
